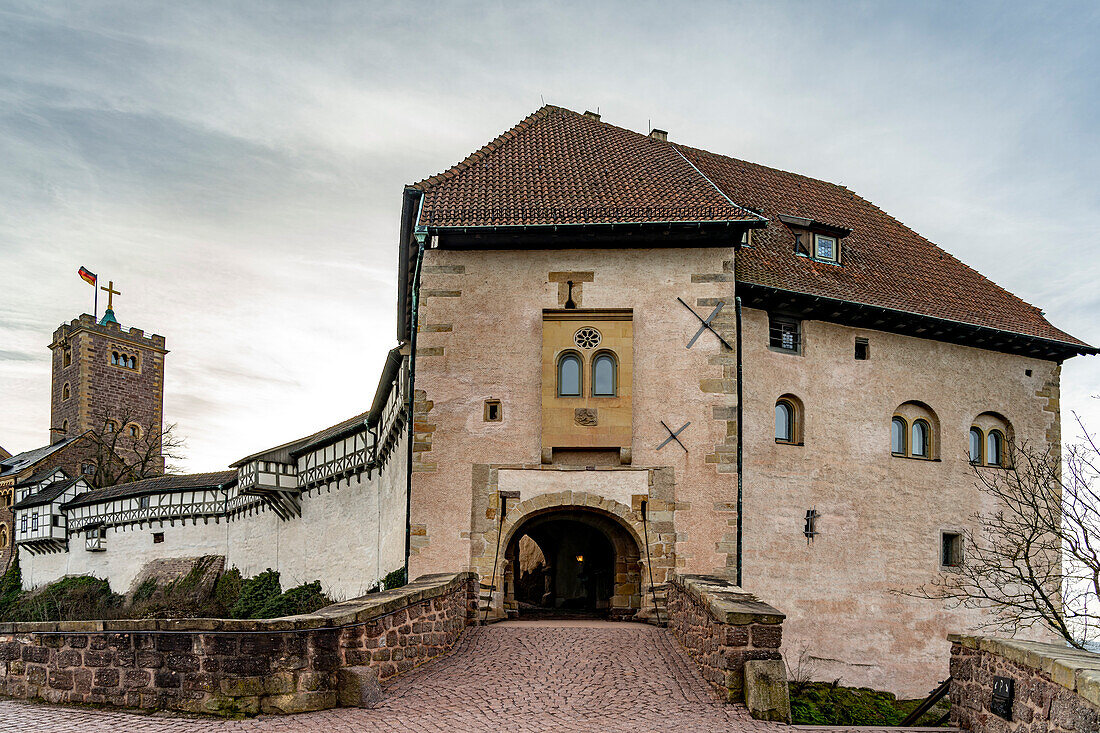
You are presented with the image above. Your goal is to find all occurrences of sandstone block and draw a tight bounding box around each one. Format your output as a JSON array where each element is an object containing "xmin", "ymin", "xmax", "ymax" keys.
[
  {"xmin": 744, "ymin": 659, "xmax": 791, "ymax": 723},
  {"xmin": 336, "ymin": 665, "xmax": 384, "ymax": 708},
  {"xmin": 260, "ymin": 690, "xmax": 337, "ymax": 714}
]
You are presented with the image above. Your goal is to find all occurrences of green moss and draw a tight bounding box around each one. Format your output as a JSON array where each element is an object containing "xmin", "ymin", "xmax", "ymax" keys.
[
  {"xmin": 5, "ymin": 575, "xmax": 122, "ymax": 622},
  {"xmin": 211, "ymin": 567, "xmax": 243, "ymax": 615},
  {"xmin": 132, "ymin": 578, "xmax": 158, "ymax": 604},
  {"xmin": 789, "ymin": 682, "xmax": 950, "ymax": 727}
]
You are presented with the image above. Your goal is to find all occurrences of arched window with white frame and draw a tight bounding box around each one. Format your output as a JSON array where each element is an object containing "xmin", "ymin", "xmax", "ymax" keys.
[{"xmin": 557, "ymin": 352, "xmax": 582, "ymax": 397}]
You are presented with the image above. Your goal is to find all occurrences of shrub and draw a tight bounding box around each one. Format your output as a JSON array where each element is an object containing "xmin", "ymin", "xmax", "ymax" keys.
[
  {"xmin": 132, "ymin": 578, "xmax": 158, "ymax": 604},
  {"xmin": 256, "ymin": 581, "xmax": 332, "ymax": 618},
  {"xmin": 8, "ymin": 575, "xmax": 122, "ymax": 622},
  {"xmin": 229, "ymin": 569, "xmax": 281, "ymax": 619},
  {"xmin": 211, "ymin": 567, "xmax": 243, "ymax": 616},
  {"xmin": 382, "ymin": 566, "xmax": 407, "ymax": 590},
  {"xmin": 0, "ymin": 557, "xmax": 24, "ymax": 620}
]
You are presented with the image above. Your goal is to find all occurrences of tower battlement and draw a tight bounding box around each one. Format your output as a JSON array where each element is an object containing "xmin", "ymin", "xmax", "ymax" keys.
[{"xmin": 51, "ymin": 314, "xmax": 167, "ymax": 352}]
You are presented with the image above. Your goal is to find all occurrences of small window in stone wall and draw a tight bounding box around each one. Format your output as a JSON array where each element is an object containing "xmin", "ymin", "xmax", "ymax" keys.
[
  {"xmin": 484, "ymin": 400, "xmax": 502, "ymax": 422},
  {"xmin": 942, "ymin": 532, "xmax": 963, "ymax": 568},
  {"xmin": 854, "ymin": 338, "xmax": 869, "ymax": 360},
  {"xmin": 153, "ymin": 532, "xmax": 164, "ymax": 544}
]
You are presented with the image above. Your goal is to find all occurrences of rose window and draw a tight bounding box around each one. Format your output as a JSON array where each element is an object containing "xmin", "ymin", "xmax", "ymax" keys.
[{"xmin": 574, "ymin": 327, "xmax": 602, "ymax": 349}]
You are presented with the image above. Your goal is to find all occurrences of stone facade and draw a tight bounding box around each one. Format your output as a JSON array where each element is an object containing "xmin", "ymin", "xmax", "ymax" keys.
[
  {"xmin": 0, "ymin": 572, "xmax": 476, "ymax": 715},
  {"xmin": 49, "ymin": 314, "xmax": 167, "ymax": 451},
  {"xmin": 949, "ymin": 635, "xmax": 1100, "ymax": 733},
  {"xmin": 666, "ymin": 574, "xmax": 786, "ymax": 707}
]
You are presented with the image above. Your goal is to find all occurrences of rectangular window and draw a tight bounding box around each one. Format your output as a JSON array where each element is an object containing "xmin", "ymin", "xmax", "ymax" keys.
[
  {"xmin": 31, "ymin": 513, "xmax": 38, "ymax": 531},
  {"xmin": 855, "ymin": 338, "xmax": 869, "ymax": 360},
  {"xmin": 139, "ymin": 496, "xmax": 150, "ymax": 509},
  {"xmin": 53, "ymin": 515, "xmax": 63, "ymax": 527},
  {"xmin": 768, "ymin": 315, "xmax": 802, "ymax": 354},
  {"xmin": 815, "ymin": 234, "xmax": 838, "ymax": 262},
  {"xmin": 20, "ymin": 516, "xmax": 26, "ymax": 532},
  {"xmin": 153, "ymin": 532, "xmax": 164, "ymax": 544},
  {"xmin": 942, "ymin": 532, "xmax": 963, "ymax": 568},
  {"xmin": 484, "ymin": 400, "xmax": 502, "ymax": 422}
]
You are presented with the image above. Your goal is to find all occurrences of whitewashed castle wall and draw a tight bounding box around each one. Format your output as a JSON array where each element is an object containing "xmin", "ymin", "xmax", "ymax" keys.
[
  {"xmin": 740, "ymin": 309, "xmax": 1061, "ymax": 696},
  {"xmin": 20, "ymin": 444, "xmax": 407, "ymax": 600}
]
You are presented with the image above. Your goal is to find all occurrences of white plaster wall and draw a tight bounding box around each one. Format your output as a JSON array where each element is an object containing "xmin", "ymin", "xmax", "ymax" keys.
[
  {"xmin": 740, "ymin": 309, "xmax": 1062, "ymax": 696},
  {"xmin": 20, "ymin": 438, "xmax": 408, "ymax": 602}
]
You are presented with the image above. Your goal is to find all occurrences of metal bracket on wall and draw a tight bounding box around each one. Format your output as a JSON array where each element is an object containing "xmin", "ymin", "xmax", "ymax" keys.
[
  {"xmin": 657, "ymin": 421, "xmax": 691, "ymax": 452},
  {"xmin": 677, "ymin": 297, "xmax": 733, "ymax": 350}
]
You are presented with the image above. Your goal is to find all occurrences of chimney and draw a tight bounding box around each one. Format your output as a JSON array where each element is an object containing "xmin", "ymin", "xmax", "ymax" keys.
[
  {"xmin": 649, "ymin": 128, "xmax": 668, "ymax": 141},
  {"xmin": 583, "ymin": 110, "xmax": 601, "ymax": 122}
]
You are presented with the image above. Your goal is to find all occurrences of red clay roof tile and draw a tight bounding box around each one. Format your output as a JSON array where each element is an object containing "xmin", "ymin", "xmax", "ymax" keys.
[{"xmin": 413, "ymin": 106, "xmax": 1090, "ymax": 350}]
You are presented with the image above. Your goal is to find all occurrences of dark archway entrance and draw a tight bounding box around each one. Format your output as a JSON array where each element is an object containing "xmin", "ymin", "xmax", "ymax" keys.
[{"xmin": 503, "ymin": 507, "xmax": 642, "ymax": 619}]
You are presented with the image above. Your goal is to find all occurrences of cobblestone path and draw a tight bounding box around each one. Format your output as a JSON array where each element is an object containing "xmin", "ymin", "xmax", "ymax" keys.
[
  {"xmin": 0, "ymin": 620, "xmax": 785, "ymax": 732},
  {"xmin": 0, "ymin": 621, "xmax": 953, "ymax": 732}
]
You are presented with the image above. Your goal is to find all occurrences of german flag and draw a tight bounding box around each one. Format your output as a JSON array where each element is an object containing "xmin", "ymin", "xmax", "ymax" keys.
[{"xmin": 78, "ymin": 266, "xmax": 97, "ymax": 286}]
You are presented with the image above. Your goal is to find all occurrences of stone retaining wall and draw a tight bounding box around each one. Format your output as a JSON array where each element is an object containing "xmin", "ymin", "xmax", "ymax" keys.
[
  {"xmin": 666, "ymin": 574, "xmax": 788, "ymax": 720},
  {"xmin": 0, "ymin": 572, "xmax": 476, "ymax": 715},
  {"xmin": 949, "ymin": 634, "xmax": 1100, "ymax": 733}
]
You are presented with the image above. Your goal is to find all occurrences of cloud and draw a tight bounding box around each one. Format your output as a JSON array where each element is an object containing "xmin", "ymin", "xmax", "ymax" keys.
[{"xmin": 1, "ymin": 0, "xmax": 1097, "ymax": 467}]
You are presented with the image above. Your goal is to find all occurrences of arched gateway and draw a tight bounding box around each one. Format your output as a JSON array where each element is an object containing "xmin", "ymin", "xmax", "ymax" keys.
[{"xmin": 473, "ymin": 491, "xmax": 670, "ymax": 621}]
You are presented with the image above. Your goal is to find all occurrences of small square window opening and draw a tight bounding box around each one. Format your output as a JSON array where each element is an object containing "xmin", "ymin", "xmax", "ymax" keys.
[
  {"xmin": 768, "ymin": 315, "xmax": 802, "ymax": 354},
  {"xmin": 484, "ymin": 400, "xmax": 502, "ymax": 422},
  {"xmin": 814, "ymin": 234, "xmax": 838, "ymax": 262},
  {"xmin": 153, "ymin": 532, "xmax": 164, "ymax": 544},
  {"xmin": 942, "ymin": 532, "xmax": 963, "ymax": 568},
  {"xmin": 139, "ymin": 496, "xmax": 150, "ymax": 509},
  {"xmin": 855, "ymin": 338, "xmax": 869, "ymax": 360}
]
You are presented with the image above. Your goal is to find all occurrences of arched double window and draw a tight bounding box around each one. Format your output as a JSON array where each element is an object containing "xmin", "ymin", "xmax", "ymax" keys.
[
  {"xmin": 775, "ymin": 395, "xmax": 803, "ymax": 445},
  {"xmin": 557, "ymin": 352, "xmax": 582, "ymax": 397},
  {"xmin": 111, "ymin": 351, "xmax": 119, "ymax": 366},
  {"xmin": 970, "ymin": 413, "xmax": 1012, "ymax": 467},
  {"xmin": 592, "ymin": 352, "xmax": 617, "ymax": 397},
  {"xmin": 0, "ymin": 524, "xmax": 7, "ymax": 548},
  {"xmin": 892, "ymin": 402, "xmax": 939, "ymax": 460}
]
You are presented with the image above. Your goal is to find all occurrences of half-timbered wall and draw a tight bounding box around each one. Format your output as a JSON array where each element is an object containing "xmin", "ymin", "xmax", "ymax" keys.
[{"xmin": 19, "ymin": 357, "xmax": 411, "ymax": 601}]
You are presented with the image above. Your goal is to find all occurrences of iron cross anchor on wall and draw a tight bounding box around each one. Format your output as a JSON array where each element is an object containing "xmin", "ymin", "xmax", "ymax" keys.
[
  {"xmin": 657, "ymin": 421, "xmax": 691, "ymax": 452},
  {"xmin": 677, "ymin": 297, "xmax": 733, "ymax": 350}
]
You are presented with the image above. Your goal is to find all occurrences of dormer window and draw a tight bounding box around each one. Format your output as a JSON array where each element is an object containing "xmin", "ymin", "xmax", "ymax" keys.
[{"xmin": 814, "ymin": 234, "xmax": 838, "ymax": 262}]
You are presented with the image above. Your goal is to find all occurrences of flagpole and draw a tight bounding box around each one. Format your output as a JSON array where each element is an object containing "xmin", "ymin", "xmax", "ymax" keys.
[{"xmin": 94, "ymin": 283, "xmax": 98, "ymax": 321}]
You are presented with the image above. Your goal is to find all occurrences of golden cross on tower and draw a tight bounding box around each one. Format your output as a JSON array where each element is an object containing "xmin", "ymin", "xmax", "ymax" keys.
[{"xmin": 100, "ymin": 280, "xmax": 120, "ymax": 311}]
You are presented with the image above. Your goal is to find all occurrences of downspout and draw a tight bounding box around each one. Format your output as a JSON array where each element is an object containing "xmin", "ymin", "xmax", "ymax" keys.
[
  {"xmin": 735, "ymin": 296, "xmax": 744, "ymax": 587},
  {"xmin": 403, "ymin": 194, "xmax": 427, "ymax": 585}
]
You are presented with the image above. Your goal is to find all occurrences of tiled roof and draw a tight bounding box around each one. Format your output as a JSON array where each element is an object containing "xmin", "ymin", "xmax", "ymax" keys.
[
  {"xmin": 411, "ymin": 106, "xmax": 762, "ymax": 227},
  {"xmin": 12, "ymin": 477, "xmax": 83, "ymax": 510},
  {"xmin": 676, "ymin": 146, "xmax": 1091, "ymax": 349},
  {"xmin": 231, "ymin": 410, "xmax": 370, "ymax": 467},
  {"xmin": 64, "ymin": 471, "xmax": 237, "ymax": 509},
  {"xmin": 0, "ymin": 437, "xmax": 80, "ymax": 479},
  {"xmin": 411, "ymin": 106, "xmax": 1091, "ymax": 351},
  {"xmin": 14, "ymin": 466, "xmax": 70, "ymax": 489}
]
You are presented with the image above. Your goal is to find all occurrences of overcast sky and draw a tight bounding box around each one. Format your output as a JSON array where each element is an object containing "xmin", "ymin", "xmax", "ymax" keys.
[{"xmin": 1, "ymin": 1, "xmax": 1097, "ymax": 471}]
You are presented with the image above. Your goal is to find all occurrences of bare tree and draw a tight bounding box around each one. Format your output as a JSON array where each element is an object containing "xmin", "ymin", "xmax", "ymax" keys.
[
  {"xmin": 908, "ymin": 415, "xmax": 1100, "ymax": 649},
  {"xmin": 85, "ymin": 412, "xmax": 186, "ymax": 488}
]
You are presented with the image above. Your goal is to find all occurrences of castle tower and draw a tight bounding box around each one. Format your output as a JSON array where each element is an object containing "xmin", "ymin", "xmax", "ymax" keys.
[{"xmin": 48, "ymin": 312, "xmax": 168, "ymax": 461}]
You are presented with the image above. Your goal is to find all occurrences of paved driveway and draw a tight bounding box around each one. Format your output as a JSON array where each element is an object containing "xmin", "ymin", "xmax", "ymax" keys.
[{"xmin": 0, "ymin": 620, "xmax": 785, "ymax": 732}]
